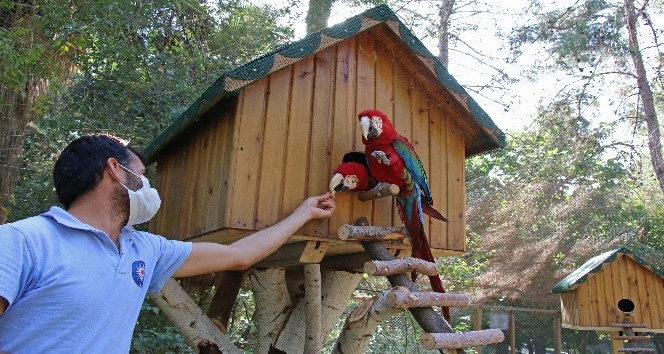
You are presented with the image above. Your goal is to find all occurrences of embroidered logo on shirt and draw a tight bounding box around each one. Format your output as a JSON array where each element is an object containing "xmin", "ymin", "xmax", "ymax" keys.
[{"xmin": 132, "ymin": 260, "xmax": 146, "ymax": 287}]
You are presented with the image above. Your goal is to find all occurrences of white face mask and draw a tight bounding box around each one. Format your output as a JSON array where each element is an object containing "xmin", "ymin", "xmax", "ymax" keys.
[{"xmin": 118, "ymin": 164, "xmax": 161, "ymax": 226}]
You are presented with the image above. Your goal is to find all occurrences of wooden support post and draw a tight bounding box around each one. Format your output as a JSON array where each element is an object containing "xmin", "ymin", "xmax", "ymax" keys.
[
  {"xmin": 421, "ymin": 329, "xmax": 505, "ymax": 350},
  {"xmin": 273, "ymin": 270, "xmax": 363, "ymax": 354},
  {"xmin": 250, "ymin": 269, "xmax": 293, "ymax": 354},
  {"xmin": 553, "ymin": 312, "xmax": 562, "ymax": 354},
  {"xmin": 365, "ymin": 257, "xmax": 440, "ymax": 277},
  {"xmin": 338, "ymin": 224, "xmax": 407, "ymax": 241},
  {"xmin": 473, "ymin": 306, "xmax": 483, "ymax": 354},
  {"xmin": 152, "ymin": 279, "xmax": 242, "ymax": 354},
  {"xmin": 303, "ymin": 263, "xmax": 322, "ymax": 354},
  {"xmin": 206, "ymin": 271, "xmax": 245, "ymax": 333},
  {"xmin": 357, "ymin": 182, "xmax": 400, "ymax": 201},
  {"xmin": 509, "ymin": 311, "xmax": 516, "ymax": 354}
]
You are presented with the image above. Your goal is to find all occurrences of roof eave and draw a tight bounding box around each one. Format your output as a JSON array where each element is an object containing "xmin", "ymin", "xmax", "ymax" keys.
[{"xmin": 143, "ymin": 4, "xmax": 505, "ymax": 162}]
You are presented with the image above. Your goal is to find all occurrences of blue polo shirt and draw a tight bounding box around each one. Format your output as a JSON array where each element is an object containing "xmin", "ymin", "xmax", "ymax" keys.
[{"xmin": 0, "ymin": 207, "xmax": 192, "ymax": 353}]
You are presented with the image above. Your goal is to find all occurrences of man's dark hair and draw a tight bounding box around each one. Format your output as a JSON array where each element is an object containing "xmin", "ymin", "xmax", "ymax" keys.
[{"xmin": 53, "ymin": 134, "xmax": 145, "ymax": 209}]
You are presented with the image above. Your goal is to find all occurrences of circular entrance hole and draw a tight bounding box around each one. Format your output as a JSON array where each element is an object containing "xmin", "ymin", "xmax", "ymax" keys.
[{"xmin": 617, "ymin": 298, "xmax": 635, "ymax": 313}]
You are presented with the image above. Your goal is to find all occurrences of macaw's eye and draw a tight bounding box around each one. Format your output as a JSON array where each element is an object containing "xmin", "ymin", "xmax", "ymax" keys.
[
  {"xmin": 371, "ymin": 116, "xmax": 383, "ymax": 131},
  {"xmin": 345, "ymin": 175, "xmax": 358, "ymax": 187}
]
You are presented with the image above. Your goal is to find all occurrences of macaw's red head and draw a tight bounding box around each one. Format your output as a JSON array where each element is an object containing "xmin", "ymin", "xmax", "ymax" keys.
[
  {"xmin": 357, "ymin": 109, "xmax": 397, "ymax": 142},
  {"xmin": 329, "ymin": 161, "xmax": 370, "ymax": 195}
]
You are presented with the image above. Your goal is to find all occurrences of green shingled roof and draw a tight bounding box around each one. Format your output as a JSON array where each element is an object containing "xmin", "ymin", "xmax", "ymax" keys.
[
  {"xmin": 143, "ymin": 4, "xmax": 505, "ymax": 161},
  {"xmin": 551, "ymin": 247, "xmax": 664, "ymax": 294}
]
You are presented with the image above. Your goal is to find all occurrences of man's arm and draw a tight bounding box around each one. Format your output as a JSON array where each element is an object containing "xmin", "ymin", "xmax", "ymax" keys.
[{"xmin": 173, "ymin": 193, "xmax": 335, "ymax": 278}]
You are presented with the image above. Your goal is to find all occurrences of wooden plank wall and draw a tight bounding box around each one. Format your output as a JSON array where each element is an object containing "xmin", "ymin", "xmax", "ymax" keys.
[
  {"xmin": 560, "ymin": 255, "xmax": 664, "ymax": 331},
  {"xmin": 150, "ymin": 101, "xmax": 236, "ymax": 240},
  {"xmin": 152, "ymin": 30, "xmax": 468, "ymax": 252}
]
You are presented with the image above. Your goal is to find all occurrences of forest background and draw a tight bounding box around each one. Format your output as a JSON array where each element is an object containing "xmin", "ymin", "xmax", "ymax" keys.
[{"xmin": 2, "ymin": 0, "xmax": 664, "ymax": 353}]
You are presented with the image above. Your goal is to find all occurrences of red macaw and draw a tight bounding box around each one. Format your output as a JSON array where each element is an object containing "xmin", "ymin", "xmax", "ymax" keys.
[
  {"xmin": 357, "ymin": 108, "xmax": 450, "ymax": 320},
  {"xmin": 329, "ymin": 152, "xmax": 373, "ymax": 195}
]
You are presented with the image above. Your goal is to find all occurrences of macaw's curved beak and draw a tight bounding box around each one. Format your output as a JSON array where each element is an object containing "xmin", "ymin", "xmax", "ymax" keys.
[
  {"xmin": 359, "ymin": 116, "xmax": 371, "ymax": 140},
  {"xmin": 329, "ymin": 173, "xmax": 346, "ymax": 195}
]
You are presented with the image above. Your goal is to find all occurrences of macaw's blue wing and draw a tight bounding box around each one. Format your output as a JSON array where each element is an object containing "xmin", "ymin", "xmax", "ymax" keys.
[{"xmin": 392, "ymin": 136, "xmax": 433, "ymax": 205}]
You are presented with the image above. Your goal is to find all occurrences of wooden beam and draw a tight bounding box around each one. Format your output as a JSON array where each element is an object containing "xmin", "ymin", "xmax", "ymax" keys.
[
  {"xmin": 152, "ymin": 279, "xmax": 242, "ymax": 354},
  {"xmin": 300, "ymin": 241, "xmax": 330, "ymax": 264},
  {"xmin": 206, "ymin": 271, "xmax": 245, "ymax": 332},
  {"xmin": 320, "ymin": 252, "xmax": 371, "ymax": 272},
  {"xmin": 254, "ymin": 242, "xmax": 308, "ymax": 268}
]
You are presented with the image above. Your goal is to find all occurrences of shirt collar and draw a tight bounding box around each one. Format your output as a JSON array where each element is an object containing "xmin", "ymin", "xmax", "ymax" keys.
[
  {"xmin": 42, "ymin": 206, "xmax": 136, "ymax": 237},
  {"xmin": 42, "ymin": 206, "xmax": 96, "ymax": 231}
]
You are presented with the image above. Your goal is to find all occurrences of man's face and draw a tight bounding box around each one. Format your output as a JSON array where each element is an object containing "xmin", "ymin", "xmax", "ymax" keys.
[
  {"xmin": 122, "ymin": 154, "xmax": 146, "ymax": 191},
  {"xmin": 111, "ymin": 151, "xmax": 147, "ymax": 223}
]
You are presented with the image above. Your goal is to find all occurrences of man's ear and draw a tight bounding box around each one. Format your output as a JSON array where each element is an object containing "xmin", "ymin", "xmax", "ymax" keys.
[{"xmin": 105, "ymin": 157, "xmax": 124, "ymax": 183}]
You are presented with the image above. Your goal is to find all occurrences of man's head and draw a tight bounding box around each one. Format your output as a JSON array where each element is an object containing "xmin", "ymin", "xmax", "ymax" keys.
[{"xmin": 53, "ymin": 134, "xmax": 145, "ymax": 209}]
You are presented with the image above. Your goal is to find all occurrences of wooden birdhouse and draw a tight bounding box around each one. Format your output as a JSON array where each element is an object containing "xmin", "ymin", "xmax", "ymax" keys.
[
  {"xmin": 552, "ymin": 247, "xmax": 664, "ymax": 333},
  {"xmin": 143, "ymin": 4, "xmax": 504, "ymax": 266}
]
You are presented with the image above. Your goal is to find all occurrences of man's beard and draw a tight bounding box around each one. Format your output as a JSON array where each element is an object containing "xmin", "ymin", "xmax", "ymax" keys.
[
  {"xmin": 111, "ymin": 185, "xmax": 130, "ymax": 226},
  {"xmin": 113, "ymin": 172, "xmax": 144, "ymax": 226}
]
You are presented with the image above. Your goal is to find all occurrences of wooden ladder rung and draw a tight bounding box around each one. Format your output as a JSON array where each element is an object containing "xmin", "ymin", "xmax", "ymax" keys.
[
  {"xmin": 614, "ymin": 336, "xmax": 652, "ymax": 342},
  {"xmin": 386, "ymin": 291, "xmax": 470, "ymax": 309},
  {"xmin": 338, "ymin": 224, "xmax": 407, "ymax": 241},
  {"xmin": 364, "ymin": 258, "xmax": 439, "ymax": 276},
  {"xmin": 421, "ymin": 329, "xmax": 505, "ymax": 350}
]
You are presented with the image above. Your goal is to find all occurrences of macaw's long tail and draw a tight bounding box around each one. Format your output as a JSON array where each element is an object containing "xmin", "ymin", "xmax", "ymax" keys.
[
  {"xmin": 422, "ymin": 202, "xmax": 448, "ymax": 222},
  {"xmin": 398, "ymin": 200, "xmax": 451, "ymax": 322}
]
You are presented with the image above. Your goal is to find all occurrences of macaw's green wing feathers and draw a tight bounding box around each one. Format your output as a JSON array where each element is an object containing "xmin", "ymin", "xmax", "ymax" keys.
[{"xmin": 392, "ymin": 136, "xmax": 433, "ymax": 204}]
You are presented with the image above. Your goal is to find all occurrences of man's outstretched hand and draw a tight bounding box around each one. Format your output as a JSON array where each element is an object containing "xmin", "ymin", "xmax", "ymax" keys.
[{"xmin": 294, "ymin": 193, "xmax": 336, "ymax": 221}]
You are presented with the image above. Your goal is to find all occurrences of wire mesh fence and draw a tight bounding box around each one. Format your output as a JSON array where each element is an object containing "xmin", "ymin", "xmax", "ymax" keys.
[{"xmin": 450, "ymin": 305, "xmax": 664, "ymax": 354}]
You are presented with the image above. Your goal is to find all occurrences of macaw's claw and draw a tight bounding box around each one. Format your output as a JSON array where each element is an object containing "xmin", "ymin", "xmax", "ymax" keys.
[{"xmin": 371, "ymin": 150, "xmax": 390, "ymax": 165}]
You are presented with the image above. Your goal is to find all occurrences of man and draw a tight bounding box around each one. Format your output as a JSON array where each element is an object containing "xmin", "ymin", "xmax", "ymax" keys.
[{"xmin": 0, "ymin": 134, "xmax": 335, "ymax": 353}]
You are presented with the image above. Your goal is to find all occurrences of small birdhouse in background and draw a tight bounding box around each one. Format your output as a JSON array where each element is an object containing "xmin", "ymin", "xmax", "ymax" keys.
[
  {"xmin": 143, "ymin": 4, "xmax": 504, "ymax": 267},
  {"xmin": 552, "ymin": 247, "xmax": 664, "ymax": 333}
]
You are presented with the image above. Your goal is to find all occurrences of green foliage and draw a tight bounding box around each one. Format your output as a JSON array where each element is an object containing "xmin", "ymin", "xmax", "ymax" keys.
[
  {"xmin": 462, "ymin": 98, "xmax": 664, "ymax": 305},
  {"xmin": 8, "ymin": 0, "xmax": 295, "ymax": 221},
  {"xmin": 438, "ymin": 229, "xmax": 492, "ymax": 292},
  {"xmin": 510, "ymin": 0, "xmax": 628, "ymax": 73},
  {"xmin": 131, "ymin": 299, "xmax": 194, "ymax": 354},
  {"xmin": 0, "ymin": 26, "xmax": 48, "ymax": 89}
]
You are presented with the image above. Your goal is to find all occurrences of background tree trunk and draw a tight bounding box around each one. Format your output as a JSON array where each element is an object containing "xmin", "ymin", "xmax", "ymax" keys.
[
  {"xmin": 0, "ymin": 84, "xmax": 40, "ymax": 224},
  {"xmin": 305, "ymin": 0, "xmax": 334, "ymax": 34},
  {"xmin": 624, "ymin": 0, "xmax": 664, "ymax": 194},
  {"xmin": 437, "ymin": 0, "xmax": 456, "ymax": 67},
  {"xmin": 0, "ymin": 0, "xmax": 46, "ymax": 224}
]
